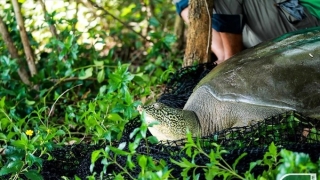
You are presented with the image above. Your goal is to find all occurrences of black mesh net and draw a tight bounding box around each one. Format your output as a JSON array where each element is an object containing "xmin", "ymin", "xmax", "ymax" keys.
[{"xmin": 12, "ymin": 63, "xmax": 320, "ymax": 179}]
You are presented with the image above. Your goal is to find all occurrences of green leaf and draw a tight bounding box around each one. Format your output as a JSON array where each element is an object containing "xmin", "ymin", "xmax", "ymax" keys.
[
  {"xmin": 109, "ymin": 146, "xmax": 129, "ymax": 156},
  {"xmin": 126, "ymin": 155, "xmax": 135, "ymax": 170},
  {"xmin": 27, "ymin": 144, "xmax": 35, "ymax": 151},
  {"xmin": 248, "ymin": 160, "xmax": 261, "ymax": 172},
  {"xmin": 26, "ymin": 152, "xmax": 43, "ymax": 166},
  {"xmin": 7, "ymin": 160, "xmax": 24, "ymax": 171},
  {"xmin": 138, "ymin": 155, "xmax": 147, "ymax": 168},
  {"xmin": 171, "ymin": 158, "xmax": 196, "ymax": 168},
  {"xmin": 30, "ymin": 134, "xmax": 41, "ymax": 144},
  {"xmin": 129, "ymin": 141, "xmax": 139, "ymax": 152},
  {"xmin": 11, "ymin": 139, "xmax": 27, "ymax": 149},
  {"xmin": 129, "ymin": 128, "xmax": 140, "ymax": 139},
  {"xmin": 55, "ymin": 130, "xmax": 65, "ymax": 136},
  {"xmin": 25, "ymin": 99, "xmax": 35, "ymax": 105},
  {"xmin": 107, "ymin": 113, "xmax": 123, "ymax": 121},
  {"xmin": 89, "ymin": 163, "xmax": 95, "ymax": 174},
  {"xmin": 163, "ymin": 34, "xmax": 176, "ymax": 46},
  {"xmin": 0, "ymin": 133, "xmax": 7, "ymax": 140},
  {"xmin": 79, "ymin": 67, "xmax": 93, "ymax": 79},
  {"xmin": 91, "ymin": 150, "xmax": 102, "ymax": 164},
  {"xmin": 99, "ymin": 85, "xmax": 107, "ymax": 94},
  {"xmin": 232, "ymin": 152, "xmax": 247, "ymax": 170},
  {"xmin": 114, "ymin": 174, "xmax": 124, "ymax": 180},
  {"xmin": 123, "ymin": 87, "xmax": 132, "ymax": 104},
  {"xmin": 140, "ymin": 123, "xmax": 148, "ymax": 138},
  {"xmin": 268, "ymin": 142, "xmax": 277, "ymax": 156},
  {"xmin": 23, "ymin": 170, "xmax": 43, "ymax": 180},
  {"xmin": 21, "ymin": 132, "xmax": 29, "ymax": 142},
  {"xmin": 0, "ymin": 96, "xmax": 5, "ymax": 108},
  {"xmin": 118, "ymin": 142, "xmax": 126, "ymax": 150},
  {"xmin": 97, "ymin": 69, "xmax": 105, "ymax": 83},
  {"xmin": 0, "ymin": 166, "xmax": 15, "ymax": 176},
  {"xmin": 94, "ymin": 60, "xmax": 104, "ymax": 66},
  {"xmin": 147, "ymin": 136, "xmax": 159, "ymax": 144}
]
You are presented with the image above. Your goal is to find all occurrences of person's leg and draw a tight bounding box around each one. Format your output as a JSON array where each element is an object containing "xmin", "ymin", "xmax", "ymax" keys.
[
  {"xmin": 211, "ymin": 28, "xmax": 225, "ymax": 62},
  {"xmin": 220, "ymin": 32, "xmax": 243, "ymax": 61},
  {"xmin": 178, "ymin": 0, "xmax": 245, "ymax": 63},
  {"xmin": 181, "ymin": 7, "xmax": 226, "ymax": 61},
  {"xmin": 213, "ymin": 0, "xmax": 244, "ymax": 63},
  {"xmin": 180, "ymin": 7, "xmax": 189, "ymax": 24},
  {"xmin": 211, "ymin": 29, "xmax": 244, "ymax": 63}
]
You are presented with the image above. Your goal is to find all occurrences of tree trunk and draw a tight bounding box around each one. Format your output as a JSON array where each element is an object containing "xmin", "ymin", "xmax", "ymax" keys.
[
  {"xmin": 173, "ymin": 16, "xmax": 185, "ymax": 52},
  {"xmin": 0, "ymin": 17, "xmax": 31, "ymax": 85},
  {"xmin": 183, "ymin": 0, "xmax": 214, "ymax": 67},
  {"xmin": 11, "ymin": 0, "xmax": 38, "ymax": 76}
]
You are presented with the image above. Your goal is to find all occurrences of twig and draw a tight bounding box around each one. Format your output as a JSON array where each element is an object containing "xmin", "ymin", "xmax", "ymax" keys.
[{"xmin": 48, "ymin": 84, "xmax": 82, "ymax": 118}]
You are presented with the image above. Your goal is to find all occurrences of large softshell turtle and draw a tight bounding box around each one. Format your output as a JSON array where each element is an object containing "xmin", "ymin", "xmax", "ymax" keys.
[{"xmin": 139, "ymin": 27, "xmax": 320, "ymax": 141}]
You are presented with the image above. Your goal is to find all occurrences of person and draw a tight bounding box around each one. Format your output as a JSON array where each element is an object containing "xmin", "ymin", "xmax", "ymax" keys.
[{"xmin": 175, "ymin": 0, "xmax": 320, "ymax": 64}]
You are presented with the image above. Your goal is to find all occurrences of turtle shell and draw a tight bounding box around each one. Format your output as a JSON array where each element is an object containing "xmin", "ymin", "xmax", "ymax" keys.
[{"xmin": 195, "ymin": 27, "xmax": 320, "ymax": 117}]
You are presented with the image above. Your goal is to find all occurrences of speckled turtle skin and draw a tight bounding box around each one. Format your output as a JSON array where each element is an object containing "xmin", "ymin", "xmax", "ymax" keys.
[{"xmin": 140, "ymin": 27, "xmax": 320, "ymax": 141}]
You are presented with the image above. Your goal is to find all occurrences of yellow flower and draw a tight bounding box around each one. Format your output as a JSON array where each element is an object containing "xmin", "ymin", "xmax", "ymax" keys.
[
  {"xmin": 26, "ymin": 130, "xmax": 34, "ymax": 136},
  {"xmin": 46, "ymin": 129, "xmax": 51, "ymax": 134}
]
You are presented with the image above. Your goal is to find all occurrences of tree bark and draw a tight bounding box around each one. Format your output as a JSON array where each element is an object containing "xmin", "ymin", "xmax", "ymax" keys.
[
  {"xmin": 183, "ymin": 0, "xmax": 214, "ymax": 67},
  {"xmin": 0, "ymin": 17, "xmax": 31, "ymax": 85},
  {"xmin": 11, "ymin": 0, "xmax": 38, "ymax": 76}
]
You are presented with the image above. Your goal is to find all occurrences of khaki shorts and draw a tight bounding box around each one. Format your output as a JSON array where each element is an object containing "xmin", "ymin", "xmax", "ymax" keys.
[{"xmin": 214, "ymin": 0, "xmax": 320, "ymax": 47}]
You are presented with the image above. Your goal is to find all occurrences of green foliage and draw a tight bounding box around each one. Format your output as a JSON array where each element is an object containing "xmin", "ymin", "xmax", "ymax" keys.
[
  {"xmin": 172, "ymin": 132, "xmax": 246, "ymax": 179},
  {"xmin": 0, "ymin": 1, "xmax": 178, "ymax": 179},
  {"xmin": 89, "ymin": 112, "xmax": 170, "ymax": 179},
  {"xmin": 173, "ymin": 138, "xmax": 320, "ymax": 180},
  {"xmin": 0, "ymin": 0, "xmax": 318, "ymax": 179}
]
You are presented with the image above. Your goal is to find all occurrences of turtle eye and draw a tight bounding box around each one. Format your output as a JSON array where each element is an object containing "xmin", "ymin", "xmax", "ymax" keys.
[{"xmin": 153, "ymin": 103, "xmax": 160, "ymax": 110}]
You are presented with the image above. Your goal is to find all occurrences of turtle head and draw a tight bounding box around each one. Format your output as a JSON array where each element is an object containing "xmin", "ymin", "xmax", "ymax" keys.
[{"xmin": 137, "ymin": 102, "xmax": 201, "ymax": 141}]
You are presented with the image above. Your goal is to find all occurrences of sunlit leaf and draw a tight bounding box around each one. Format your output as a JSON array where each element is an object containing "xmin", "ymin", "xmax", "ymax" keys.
[
  {"xmin": 91, "ymin": 150, "xmax": 102, "ymax": 163},
  {"xmin": 0, "ymin": 97, "xmax": 5, "ymax": 108},
  {"xmin": 25, "ymin": 99, "xmax": 36, "ymax": 105},
  {"xmin": 107, "ymin": 113, "xmax": 123, "ymax": 121},
  {"xmin": 79, "ymin": 67, "xmax": 93, "ymax": 79},
  {"xmin": 138, "ymin": 155, "xmax": 147, "ymax": 168},
  {"xmin": 97, "ymin": 69, "xmax": 105, "ymax": 83},
  {"xmin": 147, "ymin": 136, "xmax": 159, "ymax": 144}
]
